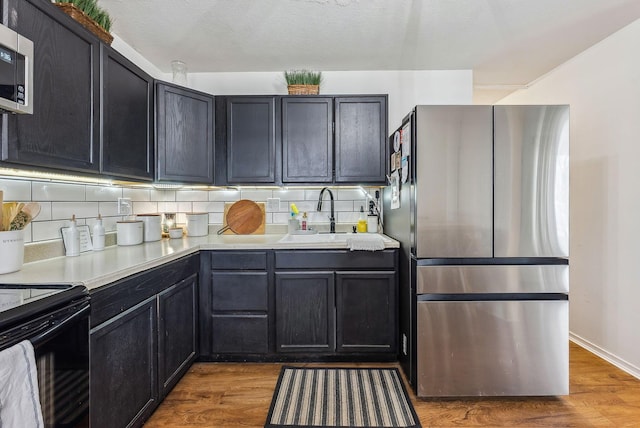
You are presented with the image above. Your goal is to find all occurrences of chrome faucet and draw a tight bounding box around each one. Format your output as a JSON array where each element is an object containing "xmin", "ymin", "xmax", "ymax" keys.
[{"xmin": 317, "ymin": 187, "xmax": 335, "ymax": 233}]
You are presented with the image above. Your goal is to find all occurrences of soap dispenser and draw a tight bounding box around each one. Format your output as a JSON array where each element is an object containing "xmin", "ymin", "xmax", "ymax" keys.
[
  {"xmin": 66, "ymin": 215, "xmax": 80, "ymax": 257},
  {"xmin": 357, "ymin": 206, "xmax": 368, "ymax": 233},
  {"xmin": 93, "ymin": 214, "xmax": 105, "ymax": 251}
]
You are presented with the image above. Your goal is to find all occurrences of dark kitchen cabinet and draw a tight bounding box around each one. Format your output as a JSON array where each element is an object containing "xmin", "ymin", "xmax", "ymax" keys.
[
  {"xmin": 158, "ymin": 274, "xmax": 198, "ymax": 399},
  {"xmin": 91, "ymin": 297, "xmax": 158, "ymax": 428},
  {"xmin": 101, "ymin": 45, "xmax": 154, "ymax": 181},
  {"xmin": 335, "ymin": 96, "xmax": 387, "ymax": 184},
  {"xmin": 282, "ymin": 97, "xmax": 333, "ymax": 183},
  {"xmin": 203, "ymin": 251, "xmax": 271, "ymax": 356},
  {"xmin": 216, "ymin": 96, "xmax": 277, "ymax": 184},
  {"xmin": 274, "ymin": 249, "xmax": 398, "ymax": 357},
  {"xmin": 1, "ymin": 0, "xmax": 100, "ymax": 174},
  {"xmin": 336, "ymin": 272, "xmax": 396, "ymax": 353},
  {"xmin": 90, "ymin": 255, "xmax": 198, "ymax": 428},
  {"xmin": 156, "ymin": 82, "xmax": 214, "ymax": 183},
  {"xmin": 280, "ymin": 95, "xmax": 387, "ymax": 185},
  {"xmin": 275, "ymin": 271, "xmax": 335, "ymax": 352}
]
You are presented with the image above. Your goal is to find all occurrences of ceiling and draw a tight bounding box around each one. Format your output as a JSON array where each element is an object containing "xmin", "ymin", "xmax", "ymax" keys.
[{"xmin": 100, "ymin": 0, "xmax": 640, "ymax": 92}]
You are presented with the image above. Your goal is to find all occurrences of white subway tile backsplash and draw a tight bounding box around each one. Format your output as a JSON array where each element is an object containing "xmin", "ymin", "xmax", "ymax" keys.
[
  {"xmin": 176, "ymin": 190, "xmax": 208, "ymax": 201},
  {"xmin": 98, "ymin": 202, "xmax": 121, "ymax": 217},
  {"xmin": 157, "ymin": 202, "xmax": 178, "ymax": 213},
  {"xmin": 273, "ymin": 189, "xmax": 305, "ymax": 201},
  {"xmin": 150, "ymin": 189, "xmax": 176, "ymax": 201},
  {"xmin": 192, "ymin": 201, "xmax": 225, "ymax": 213},
  {"xmin": 0, "ymin": 178, "xmax": 31, "ymax": 200},
  {"xmin": 209, "ymin": 190, "xmax": 240, "ymax": 201},
  {"xmin": 85, "ymin": 185, "xmax": 122, "ymax": 201},
  {"xmin": 337, "ymin": 188, "xmax": 366, "ymax": 200},
  {"xmin": 32, "ymin": 220, "xmax": 69, "ymax": 242},
  {"xmin": 4, "ymin": 175, "xmax": 383, "ymax": 245},
  {"xmin": 52, "ymin": 202, "xmax": 99, "ymax": 220},
  {"xmin": 240, "ymin": 189, "xmax": 273, "ymax": 201},
  {"xmin": 35, "ymin": 202, "xmax": 52, "ymax": 221},
  {"xmin": 123, "ymin": 188, "xmax": 151, "ymax": 201},
  {"xmin": 209, "ymin": 213, "xmax": 224, "ymax": 224},
  {"xmin": 132, "ymin": 201, "xmax": 158, "ymax": 215},
  {"xmin": 177, "ymin": 202, "xmax": 193, "ymax": 213},
  {"xmin": 33, "ymin": 182, "xmax": 85, "ymax": 201}
]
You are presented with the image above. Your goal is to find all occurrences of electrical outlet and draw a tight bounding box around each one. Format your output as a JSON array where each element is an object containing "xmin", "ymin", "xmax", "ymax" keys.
[
  {"xmin": 117, "ymin": 197, "xmax": 132, "ymax": 216},
  {"xmin": 402, "ymin": 334, "xmax": 407, "ymax": 355},
  {"xmin": 266, "ymin": 197, "xmax": 280, "ymax": 211}
]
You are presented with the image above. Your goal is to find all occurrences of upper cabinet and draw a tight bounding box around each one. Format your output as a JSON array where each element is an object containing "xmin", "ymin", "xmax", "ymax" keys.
[
  {"xmin": 156, "ymin": 83, "xmax": 214, "ymax": 183},
  {"xmin": 101, "ymin": 45, "xmax": 154, "ymax": 181},
  {"xmin": 222, "ymin": 96, "xmax": 277, "ymax": 184},
  {"xmin": 0, "ymin": 0, "xmax": 100, "ymax": 174},
  {"xmin": 334, "ymin": 96, "xmax": 387, "ymax": 184},
  {"xmin": 218, "ymin": 94, "xmax": 388, "ymax": 186},
  {"xmin": 282, "ymin": 97, "xmax": 333, "ymax": 183}
]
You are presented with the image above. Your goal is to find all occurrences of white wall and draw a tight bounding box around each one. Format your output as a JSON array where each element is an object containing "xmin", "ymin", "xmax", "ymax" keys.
[
  {"xmin": 188, "ymin": 70, "xmax": 473, "ymax": 128},
  {"xmin": 498, "ymin": 18, "xmax": 640, "ymax": 377}
]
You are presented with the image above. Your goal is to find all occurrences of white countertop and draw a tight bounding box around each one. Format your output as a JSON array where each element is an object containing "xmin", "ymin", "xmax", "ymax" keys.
[{"xmin": 0, "ymin": 233, "xmax": 399, "ymax": 291}]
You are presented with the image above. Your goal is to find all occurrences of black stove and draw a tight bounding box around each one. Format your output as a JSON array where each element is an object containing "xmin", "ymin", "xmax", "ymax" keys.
[{"xmin": 0, "ymin": 284, "xmax": 88, "ymax": 329}]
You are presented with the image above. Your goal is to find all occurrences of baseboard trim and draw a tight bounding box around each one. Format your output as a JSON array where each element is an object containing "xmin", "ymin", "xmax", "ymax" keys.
[{"xmin": 570, "ymin": 332, "xmax": 640, "ymax": 380}]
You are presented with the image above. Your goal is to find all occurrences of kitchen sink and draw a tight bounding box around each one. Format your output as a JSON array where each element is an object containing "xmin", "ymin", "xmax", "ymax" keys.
[
  {"xmin": 278, "ymin": 233, "xmax": 351, "ymax": 243},
  {"xmin": 277, "ymin": 233, "xmax": 392, "ymax": 244}
]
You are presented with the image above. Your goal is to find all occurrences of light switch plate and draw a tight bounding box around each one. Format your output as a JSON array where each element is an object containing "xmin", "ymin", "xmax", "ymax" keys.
[
  {"xmin": 117, "ymin": 197, "xmax": 132, "ymax": 215},
  {"xmin": 266, "ymin": 198, "xmax": 280, "ymax": 211}
]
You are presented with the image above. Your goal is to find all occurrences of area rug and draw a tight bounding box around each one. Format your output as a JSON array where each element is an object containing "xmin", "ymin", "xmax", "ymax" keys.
[{"xmin": 265, "ymin": 367, "xmax": 421, "ymax": 428}]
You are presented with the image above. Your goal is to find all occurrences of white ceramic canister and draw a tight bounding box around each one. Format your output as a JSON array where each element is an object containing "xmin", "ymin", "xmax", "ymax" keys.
[
  {"xmin": 116, "ymin": 220, "xmax": 144, "ymax": 246},
  {"xmin": 137, "ymin": 214, "xmax": 162, "ymax": 242},
  {"xmin": 186, "ymin": 212, "xmax": 208, "ymax": 237},
  {"xmin": 0, "ymin": 229, "xmax": 25, "ymax": 274}
]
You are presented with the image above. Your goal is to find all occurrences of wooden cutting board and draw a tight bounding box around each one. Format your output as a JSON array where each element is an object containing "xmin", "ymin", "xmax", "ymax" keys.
[{"xmin": 222, "ymin": 202, "xmax": 265, "ymax": 235}]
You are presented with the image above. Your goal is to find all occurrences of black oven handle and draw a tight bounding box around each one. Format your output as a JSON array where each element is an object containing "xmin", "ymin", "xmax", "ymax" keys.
[{"xmin": 30, "ymin": 302, "xmax": 90, "ymax": 348}]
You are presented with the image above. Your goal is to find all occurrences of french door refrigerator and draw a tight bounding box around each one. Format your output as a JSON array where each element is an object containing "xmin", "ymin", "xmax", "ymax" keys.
[{"xmin": 383, "ymin": 105, "xmax": 569, "ymax": 397}]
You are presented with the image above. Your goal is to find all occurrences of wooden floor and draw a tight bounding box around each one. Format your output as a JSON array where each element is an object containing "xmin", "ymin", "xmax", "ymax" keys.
[{"xmin": 145, "ymin": 343, "xmax": 640, "ymax": 427}]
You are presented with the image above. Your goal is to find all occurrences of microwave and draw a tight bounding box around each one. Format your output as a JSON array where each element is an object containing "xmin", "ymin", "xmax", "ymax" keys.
[{"xmin": 0, "ymin": 23, "xmax": 33, "ymax": 114}]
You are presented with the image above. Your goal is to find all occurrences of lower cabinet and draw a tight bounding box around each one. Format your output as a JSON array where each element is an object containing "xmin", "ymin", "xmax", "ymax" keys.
[
  {"xmin": 91, "ymin": 297, "xmax": 158, "ymax": 428},
  {"xmin": 275, "ymin": 271, "xmax": 396, "ymax": 354},
  {"xmin": 90, "ymin": 255, "xmax": 198, "ymax": 428},
  {"xmin": 200, "ymin": 249, "xmax": 398, "ymax": 360}
]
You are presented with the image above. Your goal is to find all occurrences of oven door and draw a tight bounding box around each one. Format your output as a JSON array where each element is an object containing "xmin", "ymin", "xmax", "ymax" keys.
[{"xmin": 30, "ymin": 299, "xmax": 90, "ymax": 427}]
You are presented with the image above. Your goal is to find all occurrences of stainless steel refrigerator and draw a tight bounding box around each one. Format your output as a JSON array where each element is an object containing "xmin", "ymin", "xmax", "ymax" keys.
[{"xmin": 383, "ymin": 105, "xmax": 569, "ymax": 397}]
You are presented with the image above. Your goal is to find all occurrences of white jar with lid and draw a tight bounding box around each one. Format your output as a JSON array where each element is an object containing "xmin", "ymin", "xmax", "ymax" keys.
[{"xmin": 138, "ymin": 214, "xmax": 162, "ymax": 242}]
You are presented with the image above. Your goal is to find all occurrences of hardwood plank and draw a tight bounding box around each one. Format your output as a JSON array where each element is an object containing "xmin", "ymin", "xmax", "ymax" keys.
[{"xmin": 144, "ymin": 343, "xmax": 640, "ymax": 427}]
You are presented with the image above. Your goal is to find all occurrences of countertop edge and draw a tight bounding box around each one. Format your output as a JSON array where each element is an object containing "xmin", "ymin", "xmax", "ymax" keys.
[{"xmin": 1, "ymin": 234, "xmax": 399, "ymax": 291}]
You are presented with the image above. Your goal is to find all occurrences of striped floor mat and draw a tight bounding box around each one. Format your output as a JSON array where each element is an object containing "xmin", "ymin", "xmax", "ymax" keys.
[{"xmin": 265, "ymin": 367, "xmax": 421, "ymax": 428}]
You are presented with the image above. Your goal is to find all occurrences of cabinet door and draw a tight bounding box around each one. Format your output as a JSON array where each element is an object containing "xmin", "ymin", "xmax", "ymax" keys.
[
  {"xmin": 282, "ymin": 97, "xmax": 333, "ymax": 183},
  {"xmin": 275, "ymin": 272, "xmax": 335, "ymax": 352},
  {"xmin": 156, "ymin": 82, "xmax": 214, "ymax": 183},
  {"xmin": 90, "ymin": 297, "xmax": 158, "ymax": 428},
  {"xmin": 336, "ymin": 271, "xmax": 397, "ymax": 353},
  {"xmin": 101, "ymin": 45, "xmax": 154, "ymax": 181},
  {"xmin": 226, "ymin": 96, "xmax": 276, "ymax": 183},
  {"xmin": 1, "ymin": 0, "xmax": 100, "ymax": 173},
  {"xmin": 334, "ymin": 96, "xmax": 387, "ymax": 184},
  {"xmin": 158, "ymin": 274, "xmax": 198, "ymax": 399}
]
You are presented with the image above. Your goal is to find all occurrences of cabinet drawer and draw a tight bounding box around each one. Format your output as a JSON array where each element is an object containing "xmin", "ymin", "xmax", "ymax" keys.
[
  {"xmin": 211, "ymin": 315, "xmax": 268, "ymax": 354},
  {"xmin": 211, "ymin": 272, "xmax": 268, "ymax": 311},
  {"xmin": 211, "ymin": 251, "xmax": 267, "ymax": 270},
  {"xmin": 275, "ymin": 250, "xmax": 396, "ymax": 270}
]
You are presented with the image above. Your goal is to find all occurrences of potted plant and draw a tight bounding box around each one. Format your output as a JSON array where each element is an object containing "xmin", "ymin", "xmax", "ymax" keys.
[
  {"xmin": 55, "ymin": 0, "xmax": 113, "ymax": 45},
  {"xmin": 284, "ymin": 70, "xmax": 322, "ymax": 95}
]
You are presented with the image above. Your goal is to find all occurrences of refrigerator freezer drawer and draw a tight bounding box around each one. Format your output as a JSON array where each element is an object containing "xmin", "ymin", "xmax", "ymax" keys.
[
  {"xmin": 416, "ymin": 299, "xmax": 568, "ymax": 397},
  {"xmin": 416, "ymin": 264, "xmax": 569, "ymax": 294}
]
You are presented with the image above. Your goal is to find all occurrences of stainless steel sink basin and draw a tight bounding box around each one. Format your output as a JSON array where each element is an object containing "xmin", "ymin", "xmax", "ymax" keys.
[{"xmin": 278, "ymin": 233, "xmax": 351, "ymax": 243}]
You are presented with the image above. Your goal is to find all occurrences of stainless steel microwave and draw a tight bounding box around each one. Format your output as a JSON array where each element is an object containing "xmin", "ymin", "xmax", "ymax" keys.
[{"xmin": 0, "ymin": 23, "xmax": 33, "ymax": 114}]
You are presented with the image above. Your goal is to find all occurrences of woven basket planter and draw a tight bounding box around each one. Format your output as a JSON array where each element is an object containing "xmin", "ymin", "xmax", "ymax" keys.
[
  {"xmin": 55, "ymin": 3, "xmax": 113, "ymax": 45},
  {"xmin": 287, "ymin": 84, "xmax": 320, "ymax": 95}
]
